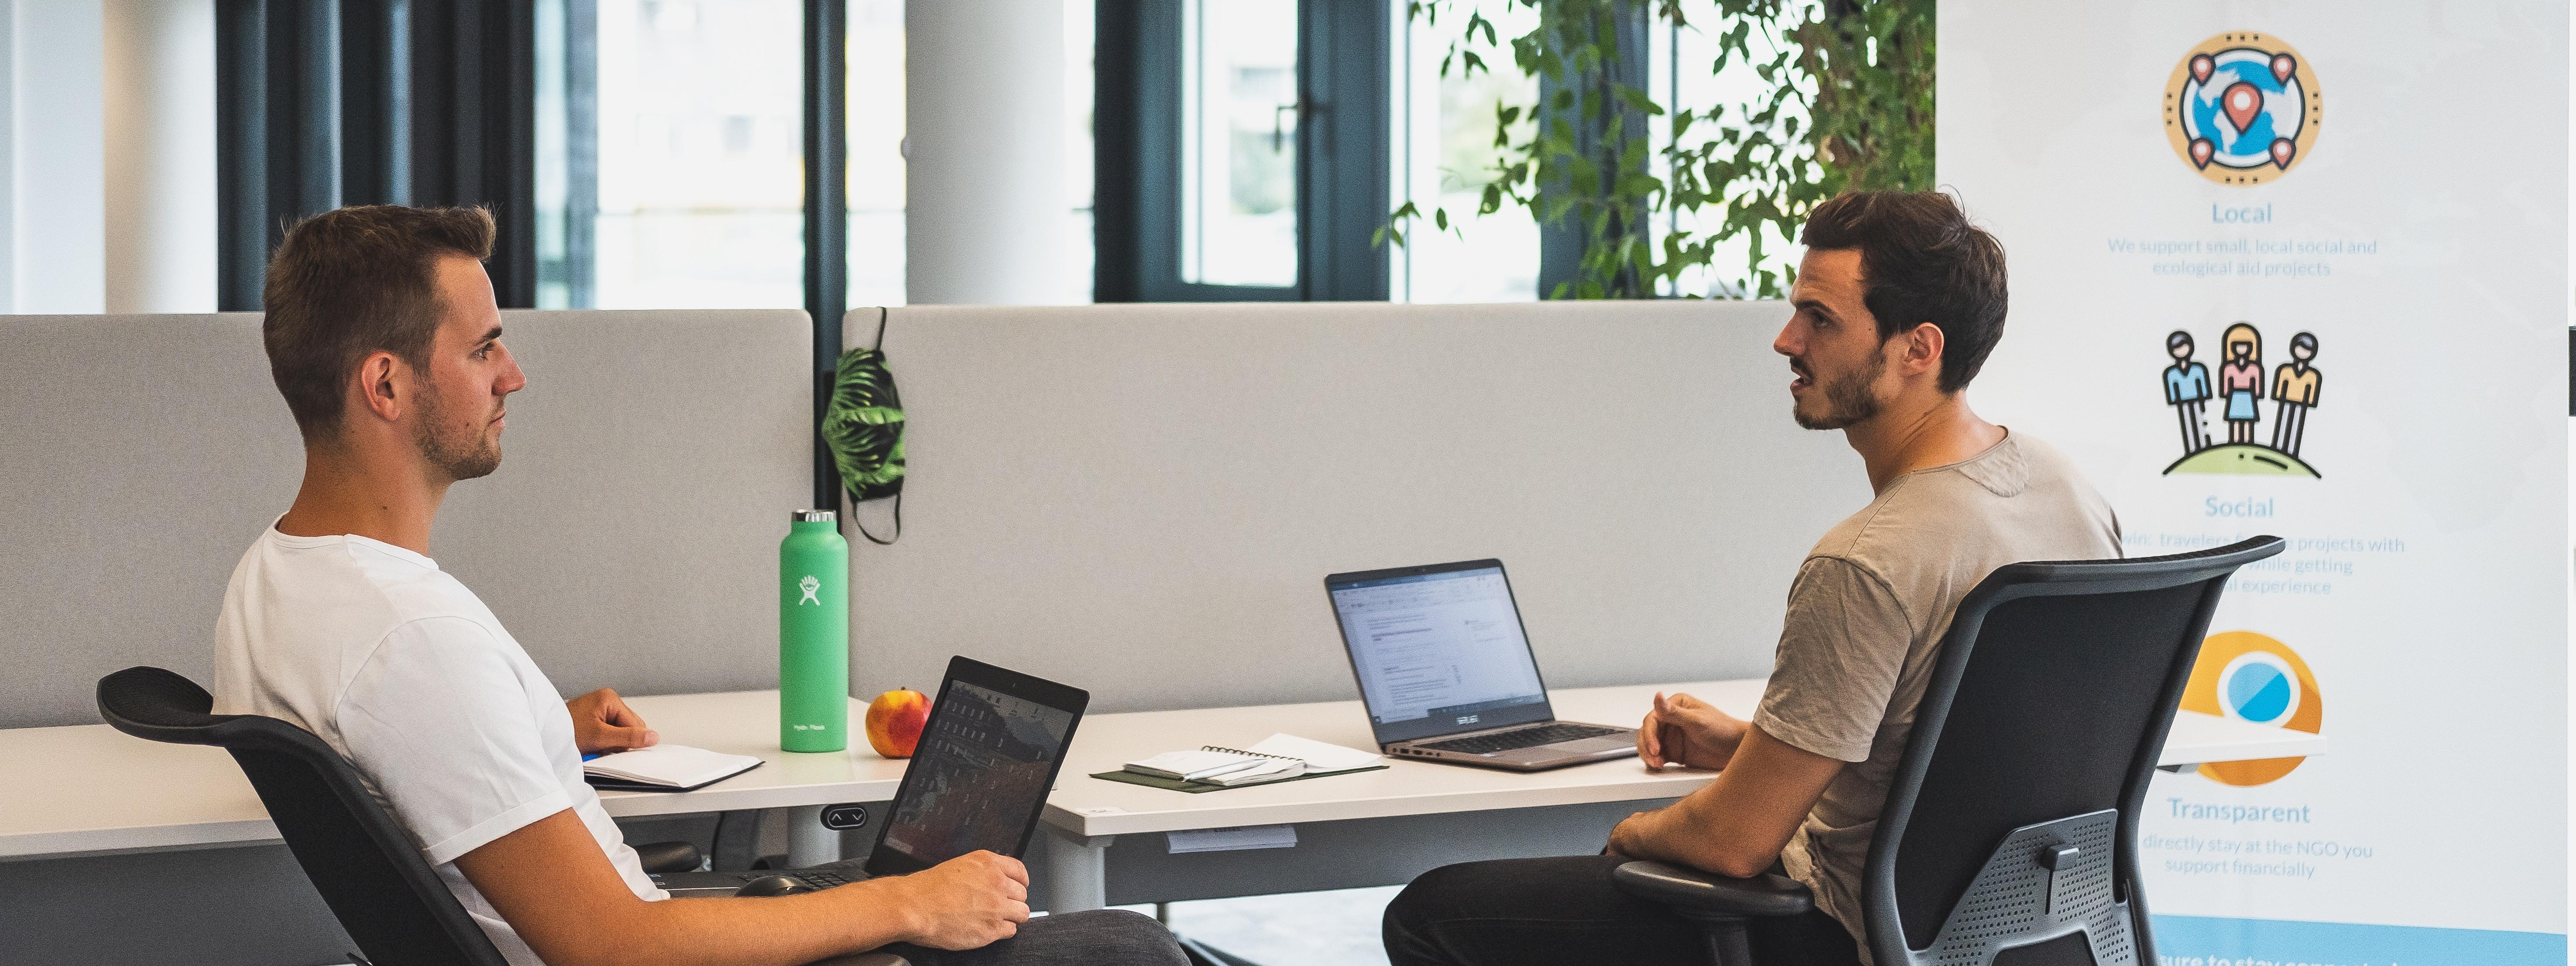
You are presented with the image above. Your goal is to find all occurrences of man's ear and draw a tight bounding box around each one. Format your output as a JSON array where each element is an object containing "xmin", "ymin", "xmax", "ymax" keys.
[
  {"xmin": 1903, "ymin": 322, "xmax": 1946, "ymax": 377},
  {"xmin": 354, "ymin": 350, "xmax": 407, "ymax": 423}
]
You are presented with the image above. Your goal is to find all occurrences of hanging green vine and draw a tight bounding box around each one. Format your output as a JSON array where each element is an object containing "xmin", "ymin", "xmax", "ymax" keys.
[{"xmin": 1381, "ymin": 0, "xmax": 1935, "ymax": 299}]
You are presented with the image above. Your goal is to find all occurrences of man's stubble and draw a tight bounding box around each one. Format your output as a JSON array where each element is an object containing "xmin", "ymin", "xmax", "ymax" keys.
[
  {"xmin": 1793, "ymin": 340, "xmax": 1887, "ymax": 432},
  {"xmin": 413, "ymin": 383, "xmax": 503, "ymax": 481}
]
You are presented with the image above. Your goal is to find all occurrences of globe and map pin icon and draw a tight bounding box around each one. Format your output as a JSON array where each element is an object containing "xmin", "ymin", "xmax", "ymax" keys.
[{"xmin": 2165, "ymin": 34, "xmax": 2319, "ymax": 183}]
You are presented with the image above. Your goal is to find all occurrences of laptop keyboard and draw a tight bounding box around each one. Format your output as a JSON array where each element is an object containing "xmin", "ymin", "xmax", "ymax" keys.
[
  {"xmin": 1416, "ymin": 723, "xmax": 1626, "ymax": 755},
  {"xmin": 792, "ymin": 870, "xmax": 858, "ymax": 889}
]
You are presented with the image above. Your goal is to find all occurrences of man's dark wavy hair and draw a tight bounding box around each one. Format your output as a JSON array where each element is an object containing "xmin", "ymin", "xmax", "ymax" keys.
[{"xmin": 1799, "ymin": 191, "xmax": 2009, "ymax": 393}]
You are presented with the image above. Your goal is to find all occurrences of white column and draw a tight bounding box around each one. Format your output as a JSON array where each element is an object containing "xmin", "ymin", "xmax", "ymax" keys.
[
  {"xmin": 102, "ymin": 0, "xmax": 215, "ymax": 314},
  {"xmin": 903, "ymin": 0, "xmax": 1080, "ymax": 305},
  {"xmin": 7, "ymin": 0, "xmax": 106, "ymax": 313}
]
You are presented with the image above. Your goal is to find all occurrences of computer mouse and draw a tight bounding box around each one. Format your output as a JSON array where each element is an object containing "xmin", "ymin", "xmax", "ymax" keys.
[{"xmin": 736, "ymin": 875, "xmax": 816, "ymax": 898}]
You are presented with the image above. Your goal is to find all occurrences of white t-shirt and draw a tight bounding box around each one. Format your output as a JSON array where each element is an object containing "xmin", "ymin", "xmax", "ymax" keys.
[{"xmin": 213, "ymin": 524, "xmax": 665, "ymax": 966}]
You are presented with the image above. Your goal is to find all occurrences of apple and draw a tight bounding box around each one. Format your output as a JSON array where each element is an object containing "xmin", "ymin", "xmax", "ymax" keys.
[{"xmin": 865, "ymin": 688, "xmax": 930, "ymax": 758}]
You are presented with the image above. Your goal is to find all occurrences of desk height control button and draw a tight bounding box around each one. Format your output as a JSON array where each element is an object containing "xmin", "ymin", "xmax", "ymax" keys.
[{"xmin": 820, "ymin": 803, "xmax": 871, "ymax": 831}]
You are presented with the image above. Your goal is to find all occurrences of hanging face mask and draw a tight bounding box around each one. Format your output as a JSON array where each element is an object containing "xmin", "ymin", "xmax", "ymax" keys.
[{"xmin": 823, "ymin": 308, "xmax": 903, "ymax": 544}]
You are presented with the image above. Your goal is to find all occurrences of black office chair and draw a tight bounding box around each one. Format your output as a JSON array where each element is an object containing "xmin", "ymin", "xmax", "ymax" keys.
[
  {"xmin": 1613, "ymin": 536, "xmax": 2286, "ymax": 966},
  {"xmin": 96, "ymin": 666, "xmax": 702, "ymax": 966}
]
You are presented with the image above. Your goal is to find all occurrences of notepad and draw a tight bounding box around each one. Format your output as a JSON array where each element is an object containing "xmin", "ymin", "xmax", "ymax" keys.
[
  {"xmin": 1242, "ymin": 733, "xmax": 1381, "ymax": 772},
  {"xmin": 1124, "ymin": 749, "xmax": 1273, "ymax": 782},
  {"xmin": 1104, "ymin": 734, "xmax": 1384, "ymax": 792},
  {"xmin": 582, "ymin": 744, "xmax": 763, "ymax": 792}
]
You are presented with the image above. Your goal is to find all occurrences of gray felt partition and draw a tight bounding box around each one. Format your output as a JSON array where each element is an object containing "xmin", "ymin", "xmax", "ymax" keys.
[
  {"xmin": 0, "ymin": 310, "xmax": 810, "ymax": 729},
  {"xmin": 840, "ymin": 301, "xmax": 1874, "ymax": 714}
]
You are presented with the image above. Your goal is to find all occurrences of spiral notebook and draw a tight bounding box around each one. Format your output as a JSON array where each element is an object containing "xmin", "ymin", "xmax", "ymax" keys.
[{"xmin": 1095, "ymin": 733, "xmax": 1385, "ymax": 793}]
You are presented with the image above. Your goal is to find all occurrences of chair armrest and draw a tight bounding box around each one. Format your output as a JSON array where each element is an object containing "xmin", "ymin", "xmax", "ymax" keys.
[
  {"xmin": 634, "ymin": 841, "xmax": 706, "ymax": 874},
  {"xmin": 1612, "ymin": 861, "xmax": 1814, "ymax": 921}
]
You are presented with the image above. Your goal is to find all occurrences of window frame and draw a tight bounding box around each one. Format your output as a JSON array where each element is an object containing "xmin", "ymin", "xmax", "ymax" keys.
[{"xmin": 1095, "ymin": 0, "xmax": 1388, "ymax": 302}]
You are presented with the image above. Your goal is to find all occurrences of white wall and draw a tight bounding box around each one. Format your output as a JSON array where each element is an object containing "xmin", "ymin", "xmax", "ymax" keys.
[{"xmin": 102, "ymin": 0, "xmax": 215, "ymax": 314}]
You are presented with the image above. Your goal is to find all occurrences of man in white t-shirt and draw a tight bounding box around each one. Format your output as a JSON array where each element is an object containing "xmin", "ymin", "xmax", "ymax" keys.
[{"xmin": 214, "ymin": 204, "xmax": 1183, "ymax": 966}]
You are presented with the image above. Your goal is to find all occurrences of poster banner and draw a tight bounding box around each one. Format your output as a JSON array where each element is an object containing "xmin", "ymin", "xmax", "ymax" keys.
[{"xmin": 1938, "ymin": 4, "xmax": 2568, "ymax": 964}]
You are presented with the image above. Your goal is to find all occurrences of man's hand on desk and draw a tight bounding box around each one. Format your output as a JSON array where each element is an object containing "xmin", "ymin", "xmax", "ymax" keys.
[
  {"xmin": 1637, "ymin": 691, "xmax": 1747, "ymax": 770},
  {"xmin": 567, "ymin": 688, "xmax": 658, "ymax": 755}
]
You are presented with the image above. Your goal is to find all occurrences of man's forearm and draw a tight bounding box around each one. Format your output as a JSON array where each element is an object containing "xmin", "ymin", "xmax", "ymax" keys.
[
  {"xmin": 460, "ymin": 810, "xmax": 928, "ymax": 966},
  {"xmin": 1614, "ymin": 786, "xmax": 1769, "ymax": 876},
  {"xmin": 542, "ymin": 881, "xmax": 919, "ymax": 966},
  {"xmin": 1611, "ymin": 724, "xmax": 1845, "ymax": 880}
]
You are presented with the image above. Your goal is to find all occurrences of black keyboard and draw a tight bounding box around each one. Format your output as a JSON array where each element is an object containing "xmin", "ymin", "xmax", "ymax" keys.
[
  {"xmin": 671, "ymin": 868, "xmax": 861, "ymax": 889},
  {"xmin": 1415, "ymin": 723, "xmax": 1625, "ymax": 755},
  {"xmin": 791, "ymin": 870, "xmax": 857, "ymax": 889}
]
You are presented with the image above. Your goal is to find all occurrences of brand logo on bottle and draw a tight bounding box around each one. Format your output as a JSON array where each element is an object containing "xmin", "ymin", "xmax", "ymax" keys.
[{"xmin": 798, "ymin": 574, "xmax": 821, "ymax": 605}]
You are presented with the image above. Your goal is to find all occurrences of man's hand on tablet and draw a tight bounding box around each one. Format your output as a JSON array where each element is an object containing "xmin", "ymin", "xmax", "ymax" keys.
[{"xmin": 879, "ymin": 850, "xmax": 1032, "ymax": 950}]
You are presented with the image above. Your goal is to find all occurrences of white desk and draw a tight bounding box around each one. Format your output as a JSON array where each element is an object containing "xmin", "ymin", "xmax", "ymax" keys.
[
  {"xmin": 3, "ymin": 681, "xmax": 2324, "ymax": 901},
  {"xmin": 0, "ymin": 692, "xmax": 903, "ymax": 863},
  {"xmin": 1034, "ymin": 679, "xmax": 2328, "ymax": 911}
]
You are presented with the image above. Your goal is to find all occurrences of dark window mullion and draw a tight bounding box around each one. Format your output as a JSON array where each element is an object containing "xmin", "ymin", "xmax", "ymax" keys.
[{"xmin": 803, "ymin": 0, "xmax": 849, "ymax": 511}]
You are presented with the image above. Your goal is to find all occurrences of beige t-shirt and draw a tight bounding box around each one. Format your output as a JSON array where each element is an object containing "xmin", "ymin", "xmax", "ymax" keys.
[{"xmin": 1755, "ymin": 432, "xmax": 2119, "ymax": 956}]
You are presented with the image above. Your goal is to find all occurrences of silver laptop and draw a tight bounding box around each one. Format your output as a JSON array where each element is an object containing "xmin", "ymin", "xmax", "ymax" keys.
[{"xmin": 1325, "ymin": 559, "xmax": 1636, "ymax": 772}]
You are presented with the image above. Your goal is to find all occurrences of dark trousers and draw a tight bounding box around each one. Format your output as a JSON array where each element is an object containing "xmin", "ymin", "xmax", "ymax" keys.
[
  {"xmin": 1384, "ymin": 855, "xmax": 1864, "ymax": 966},
  {"xmin": 813, "ymin": 910, "xmax": 1187, "ymax": 966}
]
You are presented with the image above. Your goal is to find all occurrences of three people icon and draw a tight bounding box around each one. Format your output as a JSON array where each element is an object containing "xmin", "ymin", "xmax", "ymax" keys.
[{"xmin": 2160, "ymin": 324, "xmax": 2321, "ymax": 464}]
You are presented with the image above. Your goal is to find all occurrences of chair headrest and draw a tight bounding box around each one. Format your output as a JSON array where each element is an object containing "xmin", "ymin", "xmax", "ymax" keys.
[{"xmin": 96, "ymin": 665, "xmax": 229, "ymax": 744}]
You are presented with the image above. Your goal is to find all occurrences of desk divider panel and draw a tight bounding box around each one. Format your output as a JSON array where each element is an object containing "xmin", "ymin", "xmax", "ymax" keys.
[
  {"xmin": 842, "ymin": 301, "xmax": 1870, "ymax": 715},
  {"xmin": 0, "ymin": 310, "xmax": 810, "ymax": 729}
]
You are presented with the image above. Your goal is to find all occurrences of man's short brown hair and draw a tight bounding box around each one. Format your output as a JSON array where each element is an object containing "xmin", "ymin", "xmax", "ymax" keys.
[
  {"xmin": 262, "ymin": 205, "xmax": 496, "ymax": 439},
  {"xmin": 1800, "ymin": 191, "xmax": 2009, "ymax": 393}
]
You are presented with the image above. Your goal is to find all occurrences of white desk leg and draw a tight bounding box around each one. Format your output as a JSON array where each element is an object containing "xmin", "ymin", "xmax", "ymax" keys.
[
  {"xmin": 782, "ymin": 804, "xmax": 840, "ymax": 867},
  {"xmin": 1043, "ymin": 827, "xmax": 1115, "ymax": 912}
]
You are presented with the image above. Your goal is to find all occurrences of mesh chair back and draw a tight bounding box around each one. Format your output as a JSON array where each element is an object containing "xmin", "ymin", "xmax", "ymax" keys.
[
  {"xmin": 97, "ymin": 666, "xmax": 512, "ymax": 966},
  {"xmin": 1859, "ymin": 538, "xmax": 2283, "ymax": 966}
]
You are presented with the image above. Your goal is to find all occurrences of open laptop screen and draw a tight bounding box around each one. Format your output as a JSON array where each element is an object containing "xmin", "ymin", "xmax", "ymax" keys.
[{"xmin": 1327, "ymin": 561, "xmax": 1557, "ymax": 745}]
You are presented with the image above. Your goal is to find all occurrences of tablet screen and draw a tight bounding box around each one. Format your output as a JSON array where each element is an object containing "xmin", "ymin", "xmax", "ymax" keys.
[{"xmin": 873, "ymin": 678, "xmax": 1079, "ymax": 868}]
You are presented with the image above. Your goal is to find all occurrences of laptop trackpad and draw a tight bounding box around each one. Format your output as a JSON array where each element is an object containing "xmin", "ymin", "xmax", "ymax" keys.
[{"xmin": 1553, "ymin": 736, "xmax": 1636, "ymax": 753}]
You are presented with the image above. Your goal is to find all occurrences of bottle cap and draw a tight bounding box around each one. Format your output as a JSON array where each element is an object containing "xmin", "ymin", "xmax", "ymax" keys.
[{"xmin": 792, "ymin": 510, "xmax": 838, "ymax": 524}]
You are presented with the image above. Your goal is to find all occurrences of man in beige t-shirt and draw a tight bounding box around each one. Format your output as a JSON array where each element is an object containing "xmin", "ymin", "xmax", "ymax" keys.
[{"xmin": 1384, "ymin": 191, "xmax": 2119, "ymax": 966}]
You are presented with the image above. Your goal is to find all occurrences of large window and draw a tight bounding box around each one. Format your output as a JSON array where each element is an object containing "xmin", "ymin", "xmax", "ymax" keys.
[
  {"xmin": 1388, "ymin": 0, "xmax": 1539, "ymax": 303},
  {"xmin": 533, "ymin": 0, "xmax": 907, "ymax": 311},
  {"xmin": 1096, "ymin": 0, "xmax": 1388, "ymax": 302},
  {"xmin": 1178, "ymin": 0, "xmax": 1300, "ymax": 288}
]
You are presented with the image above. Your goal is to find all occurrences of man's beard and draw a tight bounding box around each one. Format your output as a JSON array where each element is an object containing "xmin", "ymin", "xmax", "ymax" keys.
[
  {"xmin": 1792, "ymin": 342, "xmax": 1887, "ymax": 431},
  {"xmin": 414, "ymin": 386, "xmax": 503, "ymax": 480}
]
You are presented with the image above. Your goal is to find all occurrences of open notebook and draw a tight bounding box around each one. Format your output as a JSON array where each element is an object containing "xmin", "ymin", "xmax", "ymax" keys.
[
  {"xmin": 1101, "ymin": 733, "xmax": 1384, "ymax": 792},
  {"xmin": 582, "ymin": 744, "xmax": 763, "ymax": 792}
]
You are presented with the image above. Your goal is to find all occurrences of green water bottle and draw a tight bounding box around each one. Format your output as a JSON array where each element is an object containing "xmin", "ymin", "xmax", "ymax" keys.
[{"xmin": 780, "ymin": 510, "xmax": 849, "ymax": 752}]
